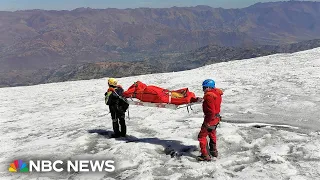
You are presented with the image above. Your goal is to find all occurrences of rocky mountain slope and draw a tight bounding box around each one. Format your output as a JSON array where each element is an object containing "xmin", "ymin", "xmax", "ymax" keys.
[
  {"xmin": 2, "ymin": 39, "xmax": 320, "ymax": 87},
  {"xmin": 1, "ymin": 1, "xmax": 320, "ymax": 72}
]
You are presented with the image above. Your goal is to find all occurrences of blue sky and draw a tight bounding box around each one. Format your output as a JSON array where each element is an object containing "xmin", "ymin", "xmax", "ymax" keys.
[{"xmin": 0, "ymin": 0, "xmax": 317, "ymax": 11}]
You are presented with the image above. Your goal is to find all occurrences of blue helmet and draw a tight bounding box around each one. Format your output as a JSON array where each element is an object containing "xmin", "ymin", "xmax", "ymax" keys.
[{"xmin": 202, "ymin": 79, "xmax": 215, "ymax": 88}]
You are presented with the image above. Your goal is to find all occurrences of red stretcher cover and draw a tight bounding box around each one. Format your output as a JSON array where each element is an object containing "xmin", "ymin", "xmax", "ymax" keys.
[{"xmin": 123, "ymin": 81, "xmax": 196, "ymax": 105}]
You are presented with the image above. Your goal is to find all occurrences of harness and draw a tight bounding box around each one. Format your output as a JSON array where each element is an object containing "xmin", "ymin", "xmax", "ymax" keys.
[{"xmin": 204, "ymin": 113, "xmax": 222, "ymax": 131}]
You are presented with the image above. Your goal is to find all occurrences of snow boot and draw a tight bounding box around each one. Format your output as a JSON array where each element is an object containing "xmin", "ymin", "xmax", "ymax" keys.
[
  {"xmin": 209, "ymin": 150, "xmax": 218, "ymax": 158},
  {"xmin": 209, "ymin": 140, "xmax": 218, "ymax": 158},
  {"xmin": 197, "ymin": 154, "xmax": 211, "ymax": 161}
]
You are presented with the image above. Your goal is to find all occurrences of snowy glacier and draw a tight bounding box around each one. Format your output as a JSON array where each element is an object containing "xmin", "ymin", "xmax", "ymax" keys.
[{"xmin": 0, "ymin": 48, "xmax": 320, "ymax": 179}]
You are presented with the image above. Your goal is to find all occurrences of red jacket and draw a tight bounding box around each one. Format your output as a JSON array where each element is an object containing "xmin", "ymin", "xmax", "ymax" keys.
[{"xmin": 202, "ymin": 88, "xmax": 223, "ymax": 126}]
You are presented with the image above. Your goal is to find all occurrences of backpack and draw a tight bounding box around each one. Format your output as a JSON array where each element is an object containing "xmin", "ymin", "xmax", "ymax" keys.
[
  {"xmin": 107, "ymin": 86, "xmax": 129, "ymax": 113},
  {"xmin": 118, "ymin": 96, "xmax": 129, "ymax": 112}
]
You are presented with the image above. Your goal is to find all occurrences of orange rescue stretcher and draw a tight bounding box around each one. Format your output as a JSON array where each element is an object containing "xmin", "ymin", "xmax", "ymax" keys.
[{"xmin": 123, "ymin": 81, "xmax": 203, "ymax": 110}]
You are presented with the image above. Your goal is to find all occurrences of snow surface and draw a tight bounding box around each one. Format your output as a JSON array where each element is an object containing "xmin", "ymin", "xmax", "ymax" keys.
[{"xmin": 1, "ymin": 48, "xmax": 320, "ymax": 179}]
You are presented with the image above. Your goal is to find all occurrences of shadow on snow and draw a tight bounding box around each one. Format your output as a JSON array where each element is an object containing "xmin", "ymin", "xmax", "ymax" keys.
[{"xmin": 88, "ymin": 129, "xmax": 198, "ymax": 158}]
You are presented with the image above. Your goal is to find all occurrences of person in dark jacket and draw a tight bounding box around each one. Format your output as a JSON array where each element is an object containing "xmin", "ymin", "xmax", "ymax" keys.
[
  {"xmin": 197, "ymin": 79, "xmax": 223, "ymax": 161},
  {"xmin": 105, "ymin": 78, "xmax": 127, "ymax": 138}
]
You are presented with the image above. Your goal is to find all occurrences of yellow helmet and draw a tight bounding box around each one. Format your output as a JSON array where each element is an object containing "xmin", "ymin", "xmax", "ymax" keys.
[{"xmin": 108, "ymin": 78, "xmax": 118, "ymax": 86}]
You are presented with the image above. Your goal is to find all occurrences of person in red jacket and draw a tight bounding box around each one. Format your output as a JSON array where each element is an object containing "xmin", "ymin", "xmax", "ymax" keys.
[{"xmin": 197, "ymin": 79, "xmax": 223, "ymax": 161}]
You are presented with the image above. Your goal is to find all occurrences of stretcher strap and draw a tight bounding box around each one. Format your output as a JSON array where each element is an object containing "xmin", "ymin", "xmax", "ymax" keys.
[
  {"xmin": 127, "ymin": 98, "xmax": 202, "ymax": 110},
  {"xmin": 127, "ymin": 99, "xmax": 178, "ymax": 109}
]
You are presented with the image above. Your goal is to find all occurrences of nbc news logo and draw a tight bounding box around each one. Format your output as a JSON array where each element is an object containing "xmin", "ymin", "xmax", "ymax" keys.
[
  {"xmin": 9, "ymin": 160, "xmax": 29, "ymax": 172},
  {"xmin": 9, "ymin": 159, "xmax": 115, "ymax": 173}
]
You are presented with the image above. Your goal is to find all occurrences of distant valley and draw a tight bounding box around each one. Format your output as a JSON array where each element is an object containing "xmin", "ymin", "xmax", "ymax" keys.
[{"xmin": 1, "ymin": 1, "xmax": 320, "ymax": 87}]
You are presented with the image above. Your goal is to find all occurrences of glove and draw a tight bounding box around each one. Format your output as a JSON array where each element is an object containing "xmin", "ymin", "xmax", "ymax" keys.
[
  {"xmin": 191, "ymin": 97, "xmax": 202, "ymax": 103},
  {"xmin": 202, "ymin": 123, "xmax": 217, "ymax": 132},
  {"xmin": 207, "ymin": 125, "xmax": 217, "ymax": 132},
  {"xmin": 190, "ymin": 97, "xmax": 197, "ymax": 103}
]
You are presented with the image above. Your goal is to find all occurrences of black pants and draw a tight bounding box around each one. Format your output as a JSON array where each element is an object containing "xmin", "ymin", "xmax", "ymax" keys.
[{"xmin": 109, "ymin": 106, "xmax": 126, "ymax": 136}]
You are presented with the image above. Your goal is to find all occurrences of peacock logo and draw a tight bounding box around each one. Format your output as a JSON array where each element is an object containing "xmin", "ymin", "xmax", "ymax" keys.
[{"xmin": 9, "ymin": 160, "xmax": 29, "ymax": 172}]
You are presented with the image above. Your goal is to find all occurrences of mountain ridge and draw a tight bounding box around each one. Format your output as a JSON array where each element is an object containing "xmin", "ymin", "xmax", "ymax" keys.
[
  {"xmin": 1, "ymin": 38, "xmax": 320, "ymax": 88},
  {"xmin": 1, "ymin": 1, "xmax": 320, "ymax": 87},
  {"xmin": 1, "ymin": 1, "xmax": 320, "ymax": 72}
]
